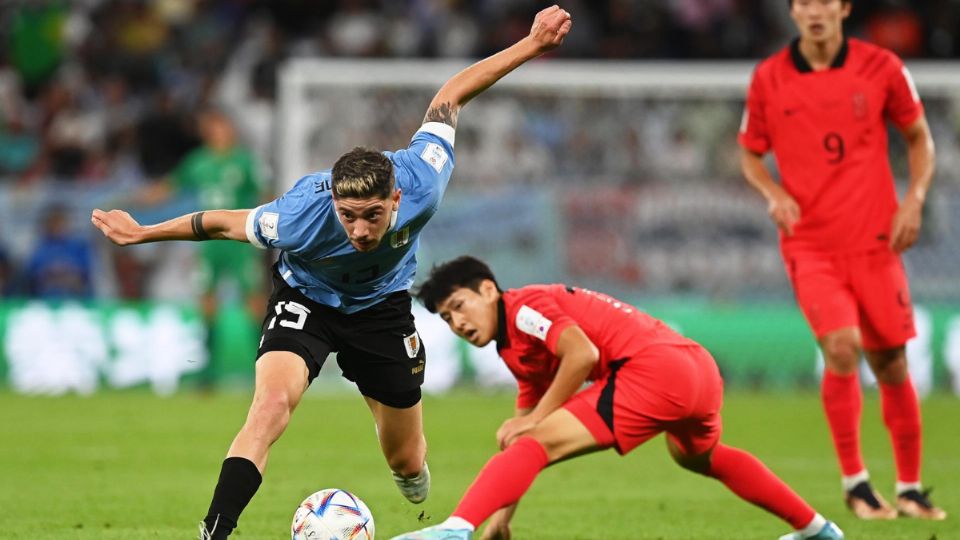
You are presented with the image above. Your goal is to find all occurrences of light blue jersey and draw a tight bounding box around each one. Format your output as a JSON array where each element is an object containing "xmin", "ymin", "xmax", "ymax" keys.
[{"xmin": 245, "ymin": 123, "xmax": 455, "ymax": 313}]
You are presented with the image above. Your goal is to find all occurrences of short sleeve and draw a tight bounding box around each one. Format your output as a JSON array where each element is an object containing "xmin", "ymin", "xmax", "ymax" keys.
[
  {"xmin": 245, "ymin": 175, "xmax": 320, "ymax": 252},
  {"xmin": 389, "ymin": 123, "xmax": 456, "ymax": 205},
  {"xmin": 513, "ymin": 295, "xmax": 577, "ymax": 356},
  {"xmin": 884, "ymin": 59, "xmax": 923, "ymax": 129},
  {"xmin": 738, "ymin": 67, "xmax": 771, "ymax": 154}
]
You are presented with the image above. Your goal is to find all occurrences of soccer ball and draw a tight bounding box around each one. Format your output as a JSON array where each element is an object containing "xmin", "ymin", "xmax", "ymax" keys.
[{"xmin": 291, "ymin": 489, "xmax": 375, "ymax": 540}]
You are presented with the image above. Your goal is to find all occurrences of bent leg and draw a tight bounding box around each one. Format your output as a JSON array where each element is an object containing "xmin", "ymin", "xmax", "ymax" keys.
[
  {"xmin": 365, "ymin": 396, "xmax": 427, "ymax": 477},
  {"xmin": 667, "ymin": 437, "xmax": 817, "ymax": 531},
  {"xmin": 228, "ymin": 351, "xmax": 310, "ymax": 469},
  {"xmin": 364, "ymin": 396, "xmax": 432, "ymax": 503},
  {"xmin": 452, "ymin": 408, "xmax": 602, "ymax": 529}
]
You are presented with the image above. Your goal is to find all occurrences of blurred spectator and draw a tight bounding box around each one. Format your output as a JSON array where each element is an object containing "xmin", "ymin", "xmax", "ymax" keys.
[
  {"xmin": 0, "ymin": 63, "xmax": 40, "ymax": 178},
  {"xmin": 0, "ymin": 0, "xmax": 955, "ymax": 307},
  {"xmin": 8, "ymin": 3, "xmax": 69, "ymax": 98},
  {"xmin": 325, "ymin": 0, "xmax": 385, "ymax": 56},
  {"xmin": 865, "ymin": 1, "xmax": 924, "ymax": 57},
  {"xmin": 136, "ymin": 89, "xmax": 199, "ymax": 179},
  {"xmin": 134, "ymin": 108, "xmax": 267, "ymax": 366},
  {"xmin": 26, "ymin": 204, "xmax": 95, "ymax": 300},
  {"xmin": 0, "ymin": 244, "xmax": 15, "ymax": 297}
]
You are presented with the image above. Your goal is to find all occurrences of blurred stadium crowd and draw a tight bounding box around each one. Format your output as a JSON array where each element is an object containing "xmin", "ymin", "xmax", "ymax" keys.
[{"xmin": 0, "ymin": 0, "xmax": 958, "ymax": 302}]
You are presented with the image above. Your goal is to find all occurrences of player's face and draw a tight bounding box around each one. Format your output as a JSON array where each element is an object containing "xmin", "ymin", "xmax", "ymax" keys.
[
  {"xmin": 334, "ymin": 190, "xmax": 401, "ymax": 252},
  {"xmin": 791, "ymin": 0, "xmax": 850, "ymax": 43},
  {"xmin": 435, "ymin": 281, "xmax": 500, "ymax": 347}
]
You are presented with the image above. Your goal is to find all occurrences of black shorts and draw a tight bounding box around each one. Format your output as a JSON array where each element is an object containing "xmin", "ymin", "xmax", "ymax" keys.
[{"xmin": 256, "ymin": 266, "xmax": 426, "ymax": 408}]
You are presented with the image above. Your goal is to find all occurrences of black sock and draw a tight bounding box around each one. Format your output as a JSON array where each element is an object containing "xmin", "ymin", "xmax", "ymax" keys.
[{"xmin": 203, "ymin": 457, "xmax": 262, "ymax": 538}]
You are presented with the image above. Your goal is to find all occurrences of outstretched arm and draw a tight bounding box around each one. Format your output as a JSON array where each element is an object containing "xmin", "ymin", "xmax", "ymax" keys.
[
  {"xmin": 423, "ymin": 4, "xmax": 572, "ymax": 128},
  {"xmin": 91, "ymin": 208, "xmax": 251, "ymax": 246}
]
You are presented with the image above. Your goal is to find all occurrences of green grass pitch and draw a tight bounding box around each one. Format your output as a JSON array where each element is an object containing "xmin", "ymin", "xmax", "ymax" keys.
[{"xmin": 0, "ymin": 390, "xmax": 956, "ymax": 539}]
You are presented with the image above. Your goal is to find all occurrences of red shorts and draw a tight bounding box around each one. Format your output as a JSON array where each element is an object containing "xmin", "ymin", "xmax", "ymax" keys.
[
  {"xmin": 563, "ymin": 344, "xmax": 723, "ymax": 457},
  {"xmin": 784, "ymin": 248, "xmax": 915, "ymax": 350}
]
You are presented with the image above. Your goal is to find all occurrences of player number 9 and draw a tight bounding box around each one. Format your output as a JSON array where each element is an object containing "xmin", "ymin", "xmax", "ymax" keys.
[{"xmin": 823, "ymin": 132, "xmax": 845, "ymax": 164}]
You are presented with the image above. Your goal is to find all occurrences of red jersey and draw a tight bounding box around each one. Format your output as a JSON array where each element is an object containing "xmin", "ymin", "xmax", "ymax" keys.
[
  {"xmin": 738, "ymin": 38, "xmax": 923, "ymax": 254},
  {"xmin": 496, "ymin": 284, "xmax": 696, "ymax": 409}
]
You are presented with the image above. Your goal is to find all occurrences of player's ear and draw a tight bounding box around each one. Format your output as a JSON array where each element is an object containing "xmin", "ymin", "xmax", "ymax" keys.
[
  {"xmin": 841, "ymin": 0, "xmax": 852, "ymax": 18},
  {"xmin": 392, "ymin": 188, "xmax": 402, "ymax": 209},
  {"xmin": 479, "ymin": 279, "xmax": 499, "ymax": 301}
]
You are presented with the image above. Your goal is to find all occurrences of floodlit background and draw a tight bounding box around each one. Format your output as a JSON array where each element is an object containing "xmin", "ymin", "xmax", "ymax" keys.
[
  {"xmin": 1, "ymin": 2, "xmax": 959, "ymax": 540},
  {"xmin": 1, "ymin": 0, "xmax": 958, "ymax": 396}
]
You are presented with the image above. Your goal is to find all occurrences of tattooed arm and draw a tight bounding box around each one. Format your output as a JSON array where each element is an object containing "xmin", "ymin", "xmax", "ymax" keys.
[{"xmin": 423, "ymin": 5, "xmax": 572, "ymax": 128}]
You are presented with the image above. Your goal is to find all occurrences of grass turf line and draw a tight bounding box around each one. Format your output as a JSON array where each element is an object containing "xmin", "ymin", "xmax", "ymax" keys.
[{"xmin": 0, "ymin": 391, "xmax": 956, "ymax": 539}]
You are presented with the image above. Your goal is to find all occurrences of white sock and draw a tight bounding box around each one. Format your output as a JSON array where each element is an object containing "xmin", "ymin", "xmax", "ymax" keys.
[
  {"xmin": 439, "ymin": 516, "xmax": 475, "ymax": 531},
  {"xmin": 798, "ymin": 514, "xmax": 827, "ymax": 537},
  {"xmin": 841, "ymin": 470, "xmax": 869, "ymax": 492},
  {"xmin": 896, "ymin": 481, "xmax": 921, "ymax": 495}
]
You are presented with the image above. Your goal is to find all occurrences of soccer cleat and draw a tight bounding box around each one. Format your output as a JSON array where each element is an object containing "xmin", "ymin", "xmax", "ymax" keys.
[
  {"xmin": 897, "ymin": 488, "xmax": 947, "ymax": 520},
  {"xmin": 197, "ymin": 520, "xmax": 215, "ymax": 540},
  {"xmin": 393, "ymin": 462, "xmax": 431, "ymax": 504},
  {"xmin": 777, "ymin": 521, "xmax": 844, "ymax": 540},
  {"xmin": 198, "ymin": 515, "xmax": 227, "ymax": 540},
  {"xmin": 388, "ymin": 526, "xmax": 473, "ymax": 540},
  {"xmin": 844, "ymin": 481, "xmax": 897, "ymax": 520}
]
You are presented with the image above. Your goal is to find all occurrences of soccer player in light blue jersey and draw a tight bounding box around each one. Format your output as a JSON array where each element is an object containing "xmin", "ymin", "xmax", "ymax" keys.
[{"xmin": 91, "ymin": 6, "xmax": 572, "ymax": 539}]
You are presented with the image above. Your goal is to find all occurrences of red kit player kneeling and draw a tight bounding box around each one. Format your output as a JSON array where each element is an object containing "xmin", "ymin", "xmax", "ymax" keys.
[{"xmin": 390, "ymin": 256, "xmax": 843, "ymax": 540}]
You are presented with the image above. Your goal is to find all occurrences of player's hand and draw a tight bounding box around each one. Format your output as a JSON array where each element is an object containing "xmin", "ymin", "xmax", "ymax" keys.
[
  {"xmin": 528, "ymin": 5, "xmax": 572, "ymax": 53},
  {"xmin": 496, "ymin": 416, "xmax": 538, "ymax": 450},
  {"xmin": 91, "ymin": 208, "xmax": 144, "ymax": 246},
  {"xmin": 766, "ymin": 187, "xmax": 801, "ymax": 237},
  {"xmin": 890, "ymin": 195, "xmax": 923, "ymax": 253}
]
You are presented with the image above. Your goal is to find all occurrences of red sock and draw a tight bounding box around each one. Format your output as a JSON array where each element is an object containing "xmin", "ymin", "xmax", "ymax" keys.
[
  {"xmin": 708, "ymin": 444, "xmax": 816, "ymax": 529},
  {"xmin": 821, "ymin": 370, "xmax": 864, "ymax": 476},
  {"xmin": 879, "ymin": 376, "xmax": 922, "ymax": 483},
  {"xmin": 452, "ymin": 437, "xmax": 549, "ymax": 527}
]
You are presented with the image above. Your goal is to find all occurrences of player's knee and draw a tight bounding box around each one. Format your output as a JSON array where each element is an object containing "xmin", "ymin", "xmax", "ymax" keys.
[
  {"xmin": 666, "ymin": 439, "xmax": 711, "ymax": 475},
  {"xmin": 386, "ymin": 447, "xmax": 425, "ymax": 477},
  {"xmin": 249, "ymin": 390, "xmax": 295, "ymax": 428},
  {"xmin": 867, "ymin": 347, "xmax": 908, "ymax": 384},
  {"xmin": 672, "ymin": 451, "xmax": 712, "ymax": 475},
  {"xmin": 821, "ymin": 335, "xmax": 861, "ymax": 373}
]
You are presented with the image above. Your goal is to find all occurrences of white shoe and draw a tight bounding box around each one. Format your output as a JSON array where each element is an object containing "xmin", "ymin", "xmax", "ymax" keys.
[
  {"xmin": 393, "ymin": 462, "xmax": 430, "ymax": 504},
  {"xmin": 778, "ymin": 521, "xmax": 844, "ymax": 540},
  {"xmin": 198, "ymin": 517, "xmax": 218, "ymax": 540},
  {"xmin": 389, "ymin": 525, "xmax": 472, "ymax": 540}
]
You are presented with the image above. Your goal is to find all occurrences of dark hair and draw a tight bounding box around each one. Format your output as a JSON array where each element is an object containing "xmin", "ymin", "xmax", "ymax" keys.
[
  {"xmin": 788, "ymin": 0, "xmax": 851, "ymax": 5},
  {"xmin": 331, "ymin": 147, "xmax": 394, "ymax": 199},
  {"xmin": 415, "ymin": 256, "xmax": 500, "ymax": 313}
]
